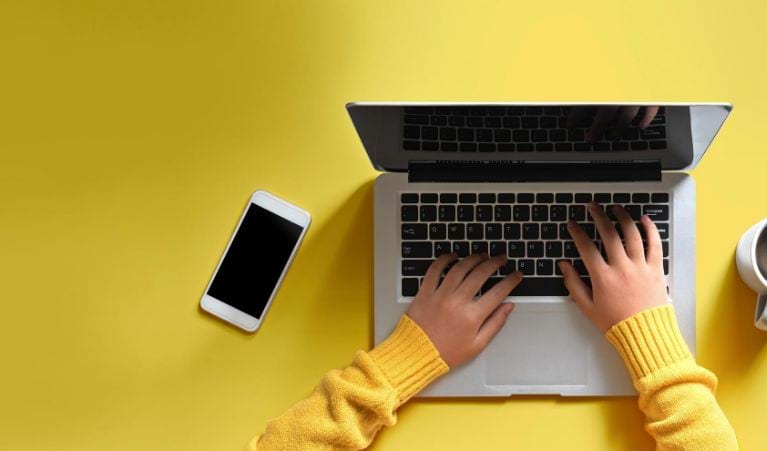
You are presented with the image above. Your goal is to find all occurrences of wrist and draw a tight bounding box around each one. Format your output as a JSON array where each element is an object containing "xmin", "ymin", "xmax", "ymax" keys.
[
  {"xmin": 605, "ymin": 304, "xmax": 692, "ymax": 383},
  {"xmin": 369, "ymin": 315, "xmax": 449, "ymax": 406}
]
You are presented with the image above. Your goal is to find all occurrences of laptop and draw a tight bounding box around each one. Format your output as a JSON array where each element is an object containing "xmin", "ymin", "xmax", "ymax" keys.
[{"xmin": 347, "ymin": 102, "xmax": 731, "ymax": 396}]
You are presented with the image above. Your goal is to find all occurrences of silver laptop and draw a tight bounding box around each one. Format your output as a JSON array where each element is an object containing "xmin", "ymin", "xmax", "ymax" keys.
[{"xmin": 347, "ymin": 102, "xmax": 731, "ymax": 396}]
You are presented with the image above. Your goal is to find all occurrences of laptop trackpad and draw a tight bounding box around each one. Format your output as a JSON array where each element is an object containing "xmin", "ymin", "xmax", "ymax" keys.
[{"xmin": 484, "ymin": 303, "xmax": 588, "ymax": 386}]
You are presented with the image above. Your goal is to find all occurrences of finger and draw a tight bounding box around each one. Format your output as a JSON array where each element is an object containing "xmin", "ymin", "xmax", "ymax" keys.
[
  {"xmin": 638, "ymin": 106, "xmax": 660, "ymax": 129},
  {"xmin": 421, "ymin": 252, "xmax": 458, "ymax": 293},
  {"xmin": 588, "ymin": 202, "xmax": 626, "ymax": 263},
  {"xmin": 559, "ymin": 261, "xmax": 594, "ymax": 319},
  {"xmin": 457, "ymin": 254, "xmax": 508, "ymax": 298},
  {"xmin": 613, "ymin": 205, "xmax": 643, "ymax": 260},
  {"xmin": 441, "ymin": 253, "xmax": 489, "ymax": 292},
  {"xmin": 587, "ymin": 106, "xmax": 619, "ymax": 142},
  {"xmin": 614, "ymin": 106, "xmax": 640, "ymax": 132},
  {"xmin": 566, "ymin": 219, "xmax": 606, "ymax": 271},
  {"xmin": 475, "ymin": 271, "xmax": 523, "ymax": 317},
  {"xmin": 641, "ymin": 215, "xmax": 664, "ymax": 267},
  {"xmin": 474, "ymin": 302, "xmax": 515, "ymax": 349}
]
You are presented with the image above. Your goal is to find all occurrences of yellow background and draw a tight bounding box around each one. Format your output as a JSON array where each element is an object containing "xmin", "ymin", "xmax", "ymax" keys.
[{"xmin": 1, "ymin": 1, "xmax": 766, "ymax": 449}]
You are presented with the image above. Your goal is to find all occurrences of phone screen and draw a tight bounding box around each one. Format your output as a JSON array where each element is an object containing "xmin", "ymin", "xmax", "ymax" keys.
[{"xmin": 208, "ymin": 203, "xmax": 304, "ymax": 319}]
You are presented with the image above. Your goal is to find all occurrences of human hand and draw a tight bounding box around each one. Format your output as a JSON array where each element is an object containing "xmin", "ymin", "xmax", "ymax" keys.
[
  {"xmin": 406, "ymin": 253, "xmax": 522, "ymax": 367},
  {"xmin": 567, "ymin": 106, "xmax": 660, "ymax": 142},
  {"xmin": 559, "ymin": 203, "xmax": 669, "ymax": 333}
]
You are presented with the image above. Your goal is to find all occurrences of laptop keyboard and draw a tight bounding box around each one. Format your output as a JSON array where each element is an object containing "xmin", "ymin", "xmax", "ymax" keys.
[
  {"xmin": 400, "ymin": 191, "xmax": 670, "ymax": 297},
  {"xmin": 401, "ymin": 106, "xmax": 667, "ymax": 153}
]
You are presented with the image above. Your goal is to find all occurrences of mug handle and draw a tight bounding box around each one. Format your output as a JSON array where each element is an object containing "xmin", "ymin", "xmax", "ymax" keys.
[{"xmin": 756, "ymin": 294, "xmax": 767, "ymax": 331}]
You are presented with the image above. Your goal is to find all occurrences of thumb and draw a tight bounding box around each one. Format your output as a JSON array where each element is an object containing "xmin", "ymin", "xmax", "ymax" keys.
[
  {"xmin": 559, "ymin": 260, "xmax": 594, "ymax": 319},
  {"xmin": 475, "ymin": 303, "xmax": 515, "ymax": 349}
]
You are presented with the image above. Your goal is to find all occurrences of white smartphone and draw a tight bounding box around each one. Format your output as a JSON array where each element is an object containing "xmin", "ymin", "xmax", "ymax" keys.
[{"xmin": 200, "ymin": 190, "xmax": 310, "ymax": 332}]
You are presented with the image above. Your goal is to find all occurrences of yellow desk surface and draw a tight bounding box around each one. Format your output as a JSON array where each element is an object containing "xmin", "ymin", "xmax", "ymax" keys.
[{"xmin": 2, "ymin": 1, "xmax": 766, "ymax": 449}]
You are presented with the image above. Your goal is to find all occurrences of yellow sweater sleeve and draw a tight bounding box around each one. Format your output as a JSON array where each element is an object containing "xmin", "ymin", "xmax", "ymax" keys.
[
  {"xmin": 248, "ymin": 315, "xmax": 449, "ymax": 450},
  {"xmin": 605, "ymin": 305, "xmax": 738, "ymax": 451}
]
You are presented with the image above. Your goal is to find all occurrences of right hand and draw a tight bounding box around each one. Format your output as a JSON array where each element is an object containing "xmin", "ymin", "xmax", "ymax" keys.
[
  {"xmin": 559, "ymin": 203, "xmax": 669, "ymax": 333},
  {"xmin": 407, "ymin": 253, "xmax": 523, "ymax": 368}
]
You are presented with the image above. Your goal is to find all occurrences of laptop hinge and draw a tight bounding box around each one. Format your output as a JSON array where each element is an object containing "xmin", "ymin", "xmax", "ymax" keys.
[{"xmin": 407, "ymin": 160, "xmax": 662, "ymax": 183}]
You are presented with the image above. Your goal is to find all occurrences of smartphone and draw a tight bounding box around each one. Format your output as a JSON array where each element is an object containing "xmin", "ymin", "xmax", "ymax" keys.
[{"xmin": 200, "ymin": 190, "xmax": 310, "ymax": 332}]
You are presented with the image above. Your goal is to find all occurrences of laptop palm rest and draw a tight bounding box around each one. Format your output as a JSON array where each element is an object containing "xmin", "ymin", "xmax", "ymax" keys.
[{"xmin": 484, "ymin": 302, "xmax": 589, "ymax": 387}]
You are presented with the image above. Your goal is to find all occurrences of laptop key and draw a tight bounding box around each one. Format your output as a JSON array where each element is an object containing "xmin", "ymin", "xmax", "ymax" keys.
[
  {"xmin": 656, "ymin": 222, "xmax": 669, "ymax": 239},
  {"xmin": 467, "ymin": 223, "xmax": 483, "ymax": 239},
  {"xmin": 420, "ymin": 205, "xmax": 437, "ymax": 221},
  {"xmin": 546, "ymin": 241, "xmax": 563, "ymax": 257},
  {"xmin": 594, "ymin": 193, "xmax": 611, "ymax": 203},
  {"xmin": 401, "ymin": 205, "xmax": 418, "ymax": 221},
  {"xmin": 440, "ymin": 193, "xmax": 458, "ymax": 203},
  {"xmin": 434, "ymin": 241, "xmax": 451, "ymax": 257},
  {"xmin": 421, "ymin": 193, "xmax": 438, "ymax": 203},
  {"xmin": 438, "ymin": 205, "xmax": 455, "ymax": 221},
  {"xmin": 532, "ymin": 205, "xmax": 549, "ymax": 221},
  {"xmin": 457, "ymin": 205, "xmax": 474, "ymax": 221},
  {"xmin": 429, "ymin": 223, "xmax": 446, "ymax": 240},
  {"xmin": 500, "ymin": 260, "xmax": 516, "ymax": 275},
  {"xmin": 624, "ymin": 204, "xmax": 641, "ymax": 220},
  {"xmin": 508, "ymin": 241, "xmax": 525, "ymax": 257},
  {"xmin": 550, "ymin": 205, "xmax": 567, "ymax": 221},
  {"xmin": 663, "ymin": 259, "xmax": 669, "ymax": 274},
  {"xmin": 632, "ymin": 193, "xmax": 650, "ymax": 203},
  {"xmin": 402, "ymin": 259, "xmax": 433, "ymax": 276},
  {"xmin": 574, "ymin": 193, "xmax": 592, "ymax": 203},
  {"xmin": 527, "ymin": 241, "xmax": 544, "ymax": 258},
  {"xmin": 471, "ymin": 241, "xmax": 489, "ymax": 254},
  {"xmin": 513, "ymin": 205, "xmax": 530, "ymax": 221},
  {"xmin": 509, "ymin": 277, "xmax": 568, "ymax": 296},
  {"xmin": 644, "ymin": 205, "xmax": 669, "ymax": 221},
  {"xmin": 504, "ymin": 223, "xmax": 521, "ymax": 240},
  {"xmin": 485, "ymin": 223, "xmax": 502, "ymax": 239},
  {"xmin": 401, "ymin": 193, "xmax": 419, "ymax": 203},
  {"xmin": 613, "ymin": 193, "xmax": 630, "ymax": 203},
  {"xmin": 476, "ymin": 205, "xmax": 492, "ymax": 221},
  {"xmin": 402, "ymin": 223, "xmax": 427, "ymax": 239},
  {"xmin": 495, "ymin": 205, "xmax": 511, "ymax": 221},
  {"xmin": 402, "ymin": 277, "xmax": 420, "ymax": 296},
  {"xmin": 459, "ymin": 193, "xmax": 477, "ymax": 203},
  {"xmin": 523, "ymin": 223, "xmax": 539, "ymax": 239},
  {"xmin": 564, "ymin": 241, "xmax": 579, "ymax": 257},
  {"xmin": 536, "ymin": 259, "xmax": 554, "ymax": 275},
  {"xmin": 453, "ymin": 241, "xmax": 470, "ymax": 257},
  {"xmin": 478, "ymin": 193, "xmax": 496, "ymax": 203},
  {"xmin": 568, "ymin": 205, "xmax": 586, "ymax": 221},
  {"xmin": 651, "ymin": 193, "xmax": 670, "ymax": 203},
  {"xmin": 489, "ymin": 241, "xmax": 506, "ymax": 256},
  {"xmin": 402, "ymin": 242, "xmax": 432, "ymax": 258},
  {"xmin": 448, "ymin": 223, "xmax": 465, "ymax": 239},
  {"xmin": 517, "ymin": 193, "xmax": 535, "ymax": 203},
  {"xmin": 518, "ymin": 259, "xmax": 535, "ymax": 275},
  {"xmin": 541, "ymin": 223, "xmax": 558, "ymax": 239}
]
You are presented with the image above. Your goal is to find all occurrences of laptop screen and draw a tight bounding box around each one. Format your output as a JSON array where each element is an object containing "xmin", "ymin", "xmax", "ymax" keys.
[{"xmin": 347, "ymin": 103, "xmax": 730, "ymax": 172}]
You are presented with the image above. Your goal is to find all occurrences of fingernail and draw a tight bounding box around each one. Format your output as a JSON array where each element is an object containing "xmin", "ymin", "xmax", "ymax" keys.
[{"xmin": 567, "ymin": 219, "xmax": 576, "ymax": 227}]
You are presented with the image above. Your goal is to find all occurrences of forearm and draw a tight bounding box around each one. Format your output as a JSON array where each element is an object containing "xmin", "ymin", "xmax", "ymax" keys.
[
  {"xmin": 607, "ymin": 305, "xmax": 738, "ymax": 450},
  {"xmin": 249, "ymin": 315, "xmax": 448, "ymax": 450}
]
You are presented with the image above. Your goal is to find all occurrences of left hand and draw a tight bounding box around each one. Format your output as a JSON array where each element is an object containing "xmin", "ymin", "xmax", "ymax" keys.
[{"xmin": 407, "ymin": 253, "xmax": 522, "ymax": 368}]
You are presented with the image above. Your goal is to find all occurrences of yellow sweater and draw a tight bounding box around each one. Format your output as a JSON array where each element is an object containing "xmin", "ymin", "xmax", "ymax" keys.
[{"xmin": 249, "ymin": 305, "xmax": 737, "ymax": 450}]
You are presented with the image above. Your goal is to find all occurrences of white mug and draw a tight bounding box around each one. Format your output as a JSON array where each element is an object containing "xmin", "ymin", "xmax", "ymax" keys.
[{"xmin": 736, "ymin": 218, "xmax": 767, "ymax": 331}]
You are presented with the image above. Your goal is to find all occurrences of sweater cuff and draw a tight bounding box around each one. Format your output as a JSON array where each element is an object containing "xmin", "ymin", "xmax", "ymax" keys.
[
  {"xmin": 368, "ymin": 315, "xmax": 449, "ymax": 405},
  {"xmin": 605, "ymin": 304, "xmax": 692, "ymax": 383}
]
